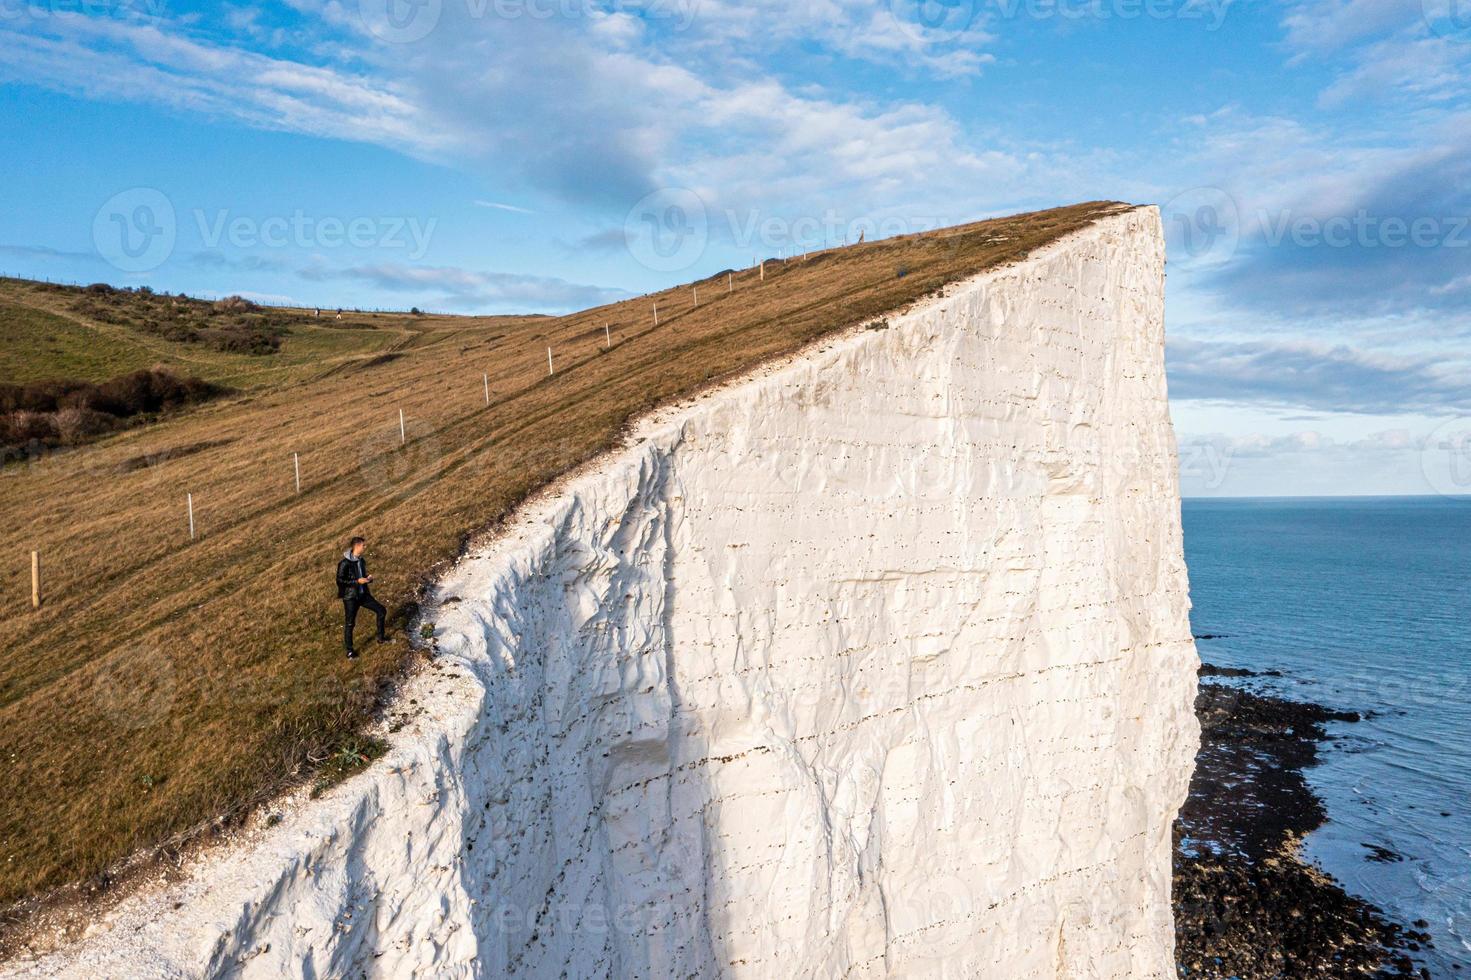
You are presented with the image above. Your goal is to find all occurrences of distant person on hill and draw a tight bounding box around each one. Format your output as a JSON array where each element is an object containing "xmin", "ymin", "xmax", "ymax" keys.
[{"xmin": 337, "ymin": 536, "xmax": 387, "ymax": 659}]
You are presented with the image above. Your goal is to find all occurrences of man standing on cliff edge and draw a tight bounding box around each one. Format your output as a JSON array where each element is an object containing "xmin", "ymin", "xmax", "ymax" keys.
[{"xmin": 337, "ymin": 536, "xmax": 387, "ymax": 659}]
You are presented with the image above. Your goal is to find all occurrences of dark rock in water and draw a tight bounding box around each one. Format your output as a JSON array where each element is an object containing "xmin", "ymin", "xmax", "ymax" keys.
[
  {"xmin": 1194, "ymin": 633, "xmax": 1231, "ymax": 640},
  {"xmin": 1362, "ymin": 843, "xmax": 1405, "ymax": 863},
  {"xmin": 1199, "ymin": 662, "xmax": 1255, "ymax": 677},
  {"xmin": 1197, "ymin": 662, "xmax": 1285, "ymax": 679},
  {"xmin": 1173, "ymin": 682, "xmax": 1431, "ymax": 977}
]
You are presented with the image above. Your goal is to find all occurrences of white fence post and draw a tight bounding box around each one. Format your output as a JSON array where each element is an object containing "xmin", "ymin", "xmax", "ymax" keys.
[
  {"xmin": 604, "ymin": 323, "xmax": 611, "ymax": 348},
  {"xmin": 187, "ymin": 492, "xmax": 195, "ymax": 540},
  {"xmin": 547, "ymin": 347, "xmax": 554, "ymax": 375},
  {"xmin": 399, "ymin": 408, "xmax": 406, "ymax": 446},
  {"xmin": 483, "ymin": 372, "xmax": 490, "ymax": 405},
  {"xmin": 294, "ymin": 452, "xmax": 301, "ymax": 494}
]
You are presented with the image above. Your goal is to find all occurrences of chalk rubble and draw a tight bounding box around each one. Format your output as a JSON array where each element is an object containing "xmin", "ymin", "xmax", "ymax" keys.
[{"xmin": 7, "ymin": 207, "xmax": 1198, "ymax": 979}]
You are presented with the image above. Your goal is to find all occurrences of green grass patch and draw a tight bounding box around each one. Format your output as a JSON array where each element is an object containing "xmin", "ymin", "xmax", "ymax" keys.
[
  {"xmin": 311, "ymin": 735, "xmax": 390, "ymax": 797},
  {"xmin": 0, "ymin": 300, "xmax": 160, "ymax": 384}
]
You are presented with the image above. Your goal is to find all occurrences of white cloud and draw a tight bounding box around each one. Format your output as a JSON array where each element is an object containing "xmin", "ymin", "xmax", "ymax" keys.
[
  {"xmin": 475, "ymin": 201, "xmax": 538, "ymax": 214},
  {"xmin": 298, "ymin": 259, "xmax": 629, "ymax": 311}
]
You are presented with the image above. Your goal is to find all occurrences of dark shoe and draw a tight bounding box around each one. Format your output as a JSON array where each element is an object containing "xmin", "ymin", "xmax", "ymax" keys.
[
  {"xmin": 377, "ymin": 633, "xmax": 390, "ymax": 644},
  {"xmin": 346, "ymin": 649, "xmax": 359, "ymax": 659}
]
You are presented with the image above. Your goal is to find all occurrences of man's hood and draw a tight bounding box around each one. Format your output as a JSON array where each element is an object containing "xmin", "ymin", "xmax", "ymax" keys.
[{"xmin": 344, "ymin": 550, "xmax": 360, "ymax": 562}]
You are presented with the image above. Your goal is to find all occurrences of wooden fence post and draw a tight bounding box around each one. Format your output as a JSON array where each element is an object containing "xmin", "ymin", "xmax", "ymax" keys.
[
  {"xmin": 547, "ymin": 347, "xmax": 554, "ymax": 375},
  {"xmin": 399, "ymin": 409, "xmax": 406, "ymax": 446},
  {"xmin": 187, "ymin": 492, "xmax": 195, "ymax": 540},
  {"xmin": 604, "ymin": 323, "xmax": 611, "ymax": 348},
  {"xmin": 483, "ymin": 372, "xmax": 490, "ymax": 405},
  {"xmin": 294, "ymin": 452, "xmax": 301, "ymax": 494},
  {"xmin": 31, "ymin": 550, "xmax": 40, "ymax": 610}
]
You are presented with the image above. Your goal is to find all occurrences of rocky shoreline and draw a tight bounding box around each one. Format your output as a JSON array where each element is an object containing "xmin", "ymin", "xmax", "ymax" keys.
[{"xmin": 1173, "ymin": 665, "xmax": 1437, "ymax": 977}]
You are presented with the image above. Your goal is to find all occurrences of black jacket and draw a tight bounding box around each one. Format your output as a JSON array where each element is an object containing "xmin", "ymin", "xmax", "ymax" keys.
[{"xmin": 337, "ymin": 554, "xmax": 369, "ymax": 600}]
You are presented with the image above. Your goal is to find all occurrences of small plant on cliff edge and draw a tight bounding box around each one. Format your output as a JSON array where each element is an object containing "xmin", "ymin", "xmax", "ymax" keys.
[{"xmin": 311, "ymin": 735, "xmax": 389, "ymax": 797}]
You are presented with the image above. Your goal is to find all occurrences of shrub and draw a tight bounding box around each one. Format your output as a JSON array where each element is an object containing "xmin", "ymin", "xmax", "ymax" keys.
[
  {"xmin": 0, "ymin": 369, "xmax": 226, "ymax": 463},
  {"xmin": 53, "ymin": 406, "xmax": 116, "ymax": 445}
]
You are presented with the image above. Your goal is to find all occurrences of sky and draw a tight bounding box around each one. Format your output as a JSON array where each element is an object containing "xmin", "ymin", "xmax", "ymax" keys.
[{"xmin": 0, "ymin": 0, "xmax": 1468, "ymax": 496}]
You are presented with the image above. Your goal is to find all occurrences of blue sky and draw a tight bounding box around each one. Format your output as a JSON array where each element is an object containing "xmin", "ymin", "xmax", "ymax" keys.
[{"xmin": 0, "ymin": 0, "xmax": 1468, "ymax": 495}]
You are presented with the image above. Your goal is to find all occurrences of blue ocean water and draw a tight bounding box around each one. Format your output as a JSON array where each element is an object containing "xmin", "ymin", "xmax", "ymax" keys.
[{"xmin": 1183, "ymin": 497, "xmax": 1471, "ymax": 974}]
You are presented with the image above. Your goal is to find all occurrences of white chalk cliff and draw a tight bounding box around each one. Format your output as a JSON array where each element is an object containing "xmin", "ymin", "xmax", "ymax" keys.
[{"xmin": 8, "ymin": 206, "xmax": 1198, "ymax": 979}]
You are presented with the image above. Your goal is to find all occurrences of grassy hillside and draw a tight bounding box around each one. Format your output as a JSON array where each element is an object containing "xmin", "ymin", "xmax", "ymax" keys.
[
  {"xmin": 0, "ymin": 202, "xmax": 1128, "ymax": 937},
  {"xmin": 0, "ymin": 277, "xmax": 427, "ymax": 390}
]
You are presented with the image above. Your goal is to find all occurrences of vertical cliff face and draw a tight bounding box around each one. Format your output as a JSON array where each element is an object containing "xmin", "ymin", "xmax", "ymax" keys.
[{"xmin": 7, "ymin": 207, "xmax": 1197, "ymax": 980}]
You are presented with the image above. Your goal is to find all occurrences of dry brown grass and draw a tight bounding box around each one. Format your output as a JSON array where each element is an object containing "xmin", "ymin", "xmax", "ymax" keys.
[{"xmin": 0, "ymin": 202, "xmax": 1129, "ymax": 932}]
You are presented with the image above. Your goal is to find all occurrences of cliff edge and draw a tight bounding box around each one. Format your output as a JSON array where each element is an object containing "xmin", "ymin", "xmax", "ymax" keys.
[{"xmin": 7, "ymin": 206, "xmax": 1198, "ymax": 979}]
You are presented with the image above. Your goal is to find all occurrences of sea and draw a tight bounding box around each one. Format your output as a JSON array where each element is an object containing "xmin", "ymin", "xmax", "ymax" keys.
[{"xmin": 1183, "ymin": 496, "xmax": 1471, "ymax": 974}]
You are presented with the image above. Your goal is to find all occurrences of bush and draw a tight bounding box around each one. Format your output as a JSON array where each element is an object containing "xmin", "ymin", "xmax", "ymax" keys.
[
  {"xmin": 53, "ymin": 406, "xmax": 116, "ymax": 445},
  {"xmin": 1, "ymin": 410, "xmax": 54, "ymax": 445},
  {"xmin": 0, "ymin": 369, "xmax": 227, "ymax": 463},
  {"xmin": 66, "ymin": 287, "xmax": 287, "ymax": 356}
]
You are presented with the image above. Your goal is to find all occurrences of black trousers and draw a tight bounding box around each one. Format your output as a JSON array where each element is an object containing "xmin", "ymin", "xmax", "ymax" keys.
[{"xmin": 343, "ymin": 592, "xmax": 386, "ymax": 651}]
